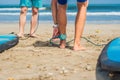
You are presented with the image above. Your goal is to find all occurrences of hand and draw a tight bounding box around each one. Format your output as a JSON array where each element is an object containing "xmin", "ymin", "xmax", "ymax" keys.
[{"xmin": 52, "ymin": 27, "xmax": 59, "ymax": 38}]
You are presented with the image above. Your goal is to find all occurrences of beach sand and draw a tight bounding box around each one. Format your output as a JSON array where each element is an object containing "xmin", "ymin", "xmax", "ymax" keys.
[{"xmin": 0, "ymin": 23, "xmax": 120, "ymax": 80}]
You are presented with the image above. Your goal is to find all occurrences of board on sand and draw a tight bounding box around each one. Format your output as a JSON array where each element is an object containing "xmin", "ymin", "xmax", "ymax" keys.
[
  {"xmin": 0, "ymin": 34, "xmax": 19, "ymax": 53},
  {"xmin": 96, "ymin": 37, "xmax": 120, "ymax": 80}
]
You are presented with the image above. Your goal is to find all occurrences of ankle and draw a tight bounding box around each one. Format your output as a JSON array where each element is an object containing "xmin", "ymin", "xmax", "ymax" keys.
[
  {"xmin": 18, "ymin": 33, "xmax": 24, "ymax": 36},
  {"xmin": 58, "ymin": 34, "xmax": 67, "ymax": 40},
  {"xmin": 74, "ymin": 42, "xmax": 80, "ymax": 46},
  {"xmin": 60, "ymin": 40, "xmax": 66, "ymax": 49},
  {"xmin": 73, "ymin": 45, "xmax": 85, "ymax": 51}
]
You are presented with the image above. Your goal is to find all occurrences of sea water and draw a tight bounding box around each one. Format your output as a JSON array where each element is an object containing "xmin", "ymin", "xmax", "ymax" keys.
[{"xmin": 0, "ymin": 0, "xmax": 120, "ymax": 24}]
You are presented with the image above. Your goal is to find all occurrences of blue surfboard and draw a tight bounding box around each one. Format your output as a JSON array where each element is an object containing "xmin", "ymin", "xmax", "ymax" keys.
[
  {"xmin": 96, "ymin": 37, "xmax": 120, "ymax": 80},
  {"xmin": 99, "ymin": 37, "xmax": 120, "ymax": 71},
  {"xmin": 0, "ymin": 34, "xmax": 19, "ymax": 53}
]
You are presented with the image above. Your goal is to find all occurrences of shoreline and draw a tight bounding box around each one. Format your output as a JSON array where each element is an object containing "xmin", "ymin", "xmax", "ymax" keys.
[{"xmin": 0, "ymin": 20, "xmax": 120, "ymax": 24}]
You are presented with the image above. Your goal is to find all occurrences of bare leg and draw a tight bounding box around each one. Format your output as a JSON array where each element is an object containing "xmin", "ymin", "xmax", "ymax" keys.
[
  {"xmin": 58, "ymin": 4, "xmax": 67, "ymax": 49},
  {"xmin": 73, "ymin": 2, "xmax": 88, "ymax": 51},
  {"xmin": 18, "ymin": 7, "xmax": 28, "ymax": 37},
  {"xmin": 51, "ymin": 0, "xmax": 59, "ymax": 38},
  {"xmin": 51, "ymin": 0, "xmax": 58, "ymax": 24},
  {"xmin": 30, "ymin": 7, "xmax": 39, "ymax": 37}
]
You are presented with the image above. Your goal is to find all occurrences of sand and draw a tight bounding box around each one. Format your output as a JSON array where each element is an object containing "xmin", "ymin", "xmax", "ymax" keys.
[{"xmin": 0, "ymin": 23, "xmax": 120, "ymax": 80}]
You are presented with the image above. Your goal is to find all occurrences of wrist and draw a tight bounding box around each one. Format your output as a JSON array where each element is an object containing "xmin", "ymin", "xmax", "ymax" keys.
[{"xmin": 53, "ymin": 24, "xmax": 58, "ymax": 28}]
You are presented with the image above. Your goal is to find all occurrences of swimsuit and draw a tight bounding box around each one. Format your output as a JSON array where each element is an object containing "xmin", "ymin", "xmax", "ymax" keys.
[
  {"xmin": 58, "ymin": 0, "xmax": 87, "ymax": 5},
  {"xmin": 20, "ymin": 0, "xmax": 42, "ymax": 8}
]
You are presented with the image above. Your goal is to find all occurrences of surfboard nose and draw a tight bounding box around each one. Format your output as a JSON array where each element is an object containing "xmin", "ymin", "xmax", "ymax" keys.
[
  {"xmin": 107, "ymin": 38, "xmax": 120, "ymax": 62},
  {"xmin": 96, "ymin": 37, "xmax": 120, "ymax": 80},
  {"xmin": 0, "ymin": 34, "xmax": 18, "ymax": 53}
]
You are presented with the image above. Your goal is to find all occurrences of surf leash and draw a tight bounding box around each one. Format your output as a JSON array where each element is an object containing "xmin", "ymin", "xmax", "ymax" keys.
[{"xmin": 49, "ymin": 36, "xmax": 106, "ymax": 47}]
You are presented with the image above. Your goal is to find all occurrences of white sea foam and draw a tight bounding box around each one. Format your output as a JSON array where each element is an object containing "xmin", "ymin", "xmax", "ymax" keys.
[
  {"xmin": 0, "ymin": 12, "xmax": 120, "ymax": 16},
  {"xmin": 87, "ymin": 12, "xmax": 120, "ymax": 16},
  {"xmin": 0, "ymin": 7, "xmax": 46, "ymax": 11},
  {"xmin": 0, "ymin": 8, "xmax": 20, "ymax": 11},
  {"xmin": 68, "ymin": 12, "xmax": 120, "ymax": 16}
]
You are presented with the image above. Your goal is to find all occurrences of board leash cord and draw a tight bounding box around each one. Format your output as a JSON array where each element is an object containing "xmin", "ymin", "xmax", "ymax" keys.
[{"xmin": 50, "ymin": 36, "xmax": 106, "ymax": 46}]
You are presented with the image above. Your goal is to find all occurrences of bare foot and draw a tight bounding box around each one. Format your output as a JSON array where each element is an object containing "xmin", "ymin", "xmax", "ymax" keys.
[
  {"xmin": 17, "ymin": 33, "xmax": 24, "ymax": 38},
  {"xmin": 29, "ymin": 34, "xmax": 38, "ymax": 38},
  {"xmin": 52, "ymin": 27, "xmax": 59, "ymax": 38},
  {"xmin": 73, "ymin": 45, "xmax": 86, "ymax": 51},
  {"xmin": 52, "ymin": 38, "xmax": 60, "ymax": 42},
  {"xmin": 59, "ymin": 40, "xmax": 66, "ymax": 49}
]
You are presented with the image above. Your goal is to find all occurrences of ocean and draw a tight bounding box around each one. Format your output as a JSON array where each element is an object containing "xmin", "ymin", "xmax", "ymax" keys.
[{"xmin": 0, "ymin": 1, "xmax": 120, "ymax": 24}]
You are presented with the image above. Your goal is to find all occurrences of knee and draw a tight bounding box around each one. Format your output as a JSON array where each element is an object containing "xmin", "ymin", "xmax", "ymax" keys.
[
  {"xmin": 32, "ymin": 8, "xmax": 39, "ymax": 15},
  {"xmin": 77, "ymin": 1, "xmax": 88, "ymax": 9},
  {"xmin": 20, "ymin": 7, "xmax": 28, "ymax": 14}
]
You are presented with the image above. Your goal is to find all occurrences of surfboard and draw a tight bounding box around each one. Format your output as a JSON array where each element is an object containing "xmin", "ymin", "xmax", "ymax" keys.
[
  {"xmin": 0, "ymin": 34, "xmax": 19, "ymax": 53},
  {"xmin": 99, "ymin": 37, "xmax": 120, "ymax": 71},
  {"xmin": 96, "ymin": 37, "xmax": 120, "ymax": 80}
]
